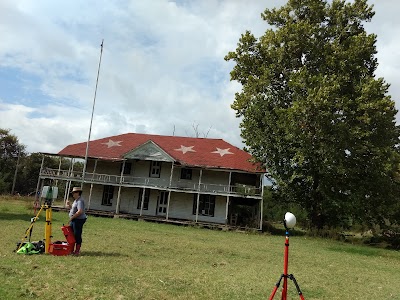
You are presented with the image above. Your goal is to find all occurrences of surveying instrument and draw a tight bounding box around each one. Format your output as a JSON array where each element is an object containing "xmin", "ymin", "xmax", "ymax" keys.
[
  {"xmin": 16, "ymin": 186, "xmax": 58, "ymax": 254},
  {"xmin": 268, "ymin": 212, "xmax": 305, "ymax": 300}
]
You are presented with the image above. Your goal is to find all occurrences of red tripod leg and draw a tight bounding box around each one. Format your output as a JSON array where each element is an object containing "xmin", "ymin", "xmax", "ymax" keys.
[
  {"xmin": 268, "ymin": 286, "xmax": 279, "ymax": 300},
  {"xmin": 281, "ymin": 277, "xmax": 287, "ymax": 300},
  {"xmin": 268, "ymin": 274, "xmax": 284, "ymax": 300}
]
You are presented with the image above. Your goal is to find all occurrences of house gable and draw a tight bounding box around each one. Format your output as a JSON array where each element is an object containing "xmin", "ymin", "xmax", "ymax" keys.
[{"xmin": 123, "ymin": 140, "xmax": 174, "ymax": 162}]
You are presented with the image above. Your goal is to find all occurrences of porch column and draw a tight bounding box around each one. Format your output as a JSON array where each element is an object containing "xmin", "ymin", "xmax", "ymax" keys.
[
  {"xmin": 63, "ymin": 158, "xmax": 73, "ymax": 206},
  {"xmin": 195, "ymin": 169, "xmax": 203, "ymax": 223},
  {"xmin": 55, "ymin": 157, "xmax": 62, "ymax": 186},
  {"xmin": 35, "ymin": 155, "xmax": 45, "ymax": 206},
  {"xmin": 224, "ymin": 197, "xmax": 230, "ymax": 225},
  {"xmin": 115, "ymin": 160, "xmax": 126, "ymax": 215},
  {"xmin": 87, "ymin": 159, "xmax": 98, "ymax": 210},
  {"xmin": 225, "ymin": 172, "xmax": 232, "ymax": 224},
  {"xmin": 68, "ymin": 159, "xmax": 74, "ymax": 200},
  {"xmin": 39, "ymin": 180, "xmax": 44, "ymax": 205},
  {"xmin": 228, "ymin": 171, "xmax": 232, "ymax": 192},
  {"xmin": 166, "ymin": 164, "xmax": 174, "ymax": 220},
  {"xmin": 140, "ymin": 188, "xmax": 145, "ymax": 216},
  {"xmin": 68, "ymin": 158, "xmax": 75, "ymax": 193}
]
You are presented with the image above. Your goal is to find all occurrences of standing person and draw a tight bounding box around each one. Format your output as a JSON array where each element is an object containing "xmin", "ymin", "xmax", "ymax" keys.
[{"xmin": 66, "ymin": 186, "xmax": 87, "ymax": 255}]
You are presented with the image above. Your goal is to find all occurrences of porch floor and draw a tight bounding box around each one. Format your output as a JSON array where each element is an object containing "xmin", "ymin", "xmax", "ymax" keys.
[{"xmin": 50, "ymin": 206, "xmax": 258, "ymax": 231}]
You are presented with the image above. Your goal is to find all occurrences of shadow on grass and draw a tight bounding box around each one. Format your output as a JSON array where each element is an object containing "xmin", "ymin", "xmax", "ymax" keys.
[
  {"xmin": 81, "ymin": 250, "xmax": 129, "ymax": 257},
  {"xmin": 0, "ymin": 212, "xmax": 34, "ymax": 221},
  {"xmin": 0, "ymin": 212, "xmax": 64, "ymax": 225}
]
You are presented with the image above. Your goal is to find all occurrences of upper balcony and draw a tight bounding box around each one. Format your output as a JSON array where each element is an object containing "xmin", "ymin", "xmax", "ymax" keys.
[{"xmin": 40, "ymin": 168, "xmax": 262, "ymax": 198}]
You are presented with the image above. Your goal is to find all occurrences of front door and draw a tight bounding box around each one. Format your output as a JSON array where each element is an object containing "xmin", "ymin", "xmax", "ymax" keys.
[{"xmin": 157, "ymin": 191, "xmax": 168, "ymax": 215}]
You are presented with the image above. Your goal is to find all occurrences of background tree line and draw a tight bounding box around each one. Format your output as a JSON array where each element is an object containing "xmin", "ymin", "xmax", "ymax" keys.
[{"xmin": 0, "ymin": 128, "xmax": 82, "ymax": 197}]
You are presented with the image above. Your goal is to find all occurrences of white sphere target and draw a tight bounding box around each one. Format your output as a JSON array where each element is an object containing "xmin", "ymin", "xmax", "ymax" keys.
[{"xmin": 284, "ymin": 212, "xmax": 296, "ymax": 228}]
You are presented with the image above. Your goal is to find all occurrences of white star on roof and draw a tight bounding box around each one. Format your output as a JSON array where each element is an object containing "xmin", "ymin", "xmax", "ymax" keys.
[
  {"xmin": 175, "ymin": 145, "xmax": 196, "ymax": 154},
  {"xmin": 212, "ymin": 148, "xmax": 234, "ymax": 157},
  {"xmin": 102, "ymin": 139, "xmax": 122, "ymax": 148}
]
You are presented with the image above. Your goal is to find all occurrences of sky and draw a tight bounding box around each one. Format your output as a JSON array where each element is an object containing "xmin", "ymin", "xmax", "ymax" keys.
[{"xmin": 0, "ymin": 0, "xmax": 399, "ymax": 154}]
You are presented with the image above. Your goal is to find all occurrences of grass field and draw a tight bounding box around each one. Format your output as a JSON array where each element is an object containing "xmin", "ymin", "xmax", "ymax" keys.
[{"xmin": 1, "ymin": 197, "xmax": 399, "ymax": 300}]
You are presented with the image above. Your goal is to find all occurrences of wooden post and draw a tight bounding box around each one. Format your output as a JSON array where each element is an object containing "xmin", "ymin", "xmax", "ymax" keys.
[
  {"xmin": 195, "ymin": 169, "xmax": 203, "ymax": 223},
  {"xmin": 140, "ymin": 188, "xmax": 145, "ymax": 216},
  {"xmin": 63, "ymin": 158, "xmax": 73, "ymax": 207},
  {"xmin": 115, "ymin": 160, "xmax": 126, "ymax": 215},
  {"xmin": 87, "ymin": 159, "xmax": 98, "ymax": 210},
  {"xmin": 34, "ymin": 155, "xmax": 45, "ymax": 208},
  {"xmin": 166, "ymin": 164, "xmax": 174, "ymax": 220},
  {"xmin": 225, "ymin": 197, "xmax": 230, "ymax": 225},
  {"xmin": 225, "ymin": 172, "xmax": 232, "ymax": 224}
]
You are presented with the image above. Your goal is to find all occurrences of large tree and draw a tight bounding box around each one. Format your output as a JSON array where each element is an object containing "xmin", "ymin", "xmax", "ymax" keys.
[
  {"xmin": 0, "ymin": 128, "xmax": 27, "ymax": 194},
  {"xmin": 226, "ymin": 0, "xmax": 400, "ymax": 228}
]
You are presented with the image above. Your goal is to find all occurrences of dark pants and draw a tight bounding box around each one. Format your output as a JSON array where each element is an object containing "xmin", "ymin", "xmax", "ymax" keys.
[{"xmin": 70, "ymin": 218, "xmax": 86, "ymax": 245}]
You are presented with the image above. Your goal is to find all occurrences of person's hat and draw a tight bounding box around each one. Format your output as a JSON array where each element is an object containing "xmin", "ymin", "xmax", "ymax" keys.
[{"xmin": 70, "ymin": 187, "xmax": 82, "ymax": 194}]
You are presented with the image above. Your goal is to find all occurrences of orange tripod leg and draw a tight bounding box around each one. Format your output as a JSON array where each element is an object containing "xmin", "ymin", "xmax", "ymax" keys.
[{"xmin": 268, "ymin": 275, "xmax": 283, "ymax": 300}]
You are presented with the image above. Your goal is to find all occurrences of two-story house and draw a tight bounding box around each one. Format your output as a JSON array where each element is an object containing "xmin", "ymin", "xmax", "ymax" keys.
[{"xmin": 39, "ymin": 133, "xmax": 266, "ymax": 229}]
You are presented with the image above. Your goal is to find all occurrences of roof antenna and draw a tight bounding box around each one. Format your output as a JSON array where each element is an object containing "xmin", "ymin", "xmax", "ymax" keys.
[{"xmin": 82, "ymin": 39, "xmax": 104, "ymax": 187}]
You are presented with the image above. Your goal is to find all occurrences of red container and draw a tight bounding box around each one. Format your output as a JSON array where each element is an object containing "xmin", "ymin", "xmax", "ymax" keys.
[
  {"xmin": 49, "ymin": 241, "xmax": 74, "ymax": 256},
  {"xmin": 61, "ymin": 225, "xmax": 76, "ymax": 245},
  {"xmin": 49, "ymin": 225, "xmax": 76, "ymax": 256}
]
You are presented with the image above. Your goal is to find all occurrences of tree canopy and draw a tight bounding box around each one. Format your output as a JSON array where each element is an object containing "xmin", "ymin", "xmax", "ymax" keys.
[
  {"xmin": 0, "ymin": 128, "xmax": 76, "ymax": 195},
  {"xmin": 0, "ymin": 129, "xmax": 26, "ymax": 194},
  {"xmin": 226, "ymin": 0, "xmax": 400, "ymax": 228}
]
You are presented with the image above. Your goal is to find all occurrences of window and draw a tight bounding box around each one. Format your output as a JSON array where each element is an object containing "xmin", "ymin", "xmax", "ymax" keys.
[
  {"xmin": 149, "ymin": 161, "xmax": 161, "ymax": 178},
  {"xmin": 120, "ymin": 162, "xmax": 132, "ymax": 175},
  {"xmin": 192, "ymin": 194, "xmax": 215, "ymax": 217},
  {"xmin": 180, "ymin": 168, "xmax": 192, "ymax": 180},
  {"xmin": 157, "ymin": 191, "xmax": 168, "ymax": 214},
  {"xmin": 137, "ymin": 188, "xmax": 150, "ymax": 210},
  {"xmin": 102, "ymin": 185, "xmax": 114, "ymax": 206}
]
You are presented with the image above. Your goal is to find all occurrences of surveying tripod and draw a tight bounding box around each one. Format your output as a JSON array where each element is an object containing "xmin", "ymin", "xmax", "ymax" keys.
[
  {"xmin": 16, "ymin": 200, "xmax": 53, "ymax": 254},
  {"xmin": 268, "ymin": 227, "xmax": 305, "ymax": 300}
]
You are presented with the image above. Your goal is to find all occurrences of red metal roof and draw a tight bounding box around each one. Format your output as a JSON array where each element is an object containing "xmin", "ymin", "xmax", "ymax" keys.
[{"xmin": 58, "ymin": 133, "xmax": 264, "ymax": 173}]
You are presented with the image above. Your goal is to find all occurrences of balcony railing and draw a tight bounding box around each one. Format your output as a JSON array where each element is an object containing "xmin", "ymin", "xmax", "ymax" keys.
[{"xmin": 40, "ymin": 168, "xmax": 262, "ymax": 197}]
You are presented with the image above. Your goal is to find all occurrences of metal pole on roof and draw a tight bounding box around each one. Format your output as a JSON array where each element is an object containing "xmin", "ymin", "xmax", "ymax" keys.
[{"xmin": 81, "ymin": 39, "xmax": 104, "ymax": 187}]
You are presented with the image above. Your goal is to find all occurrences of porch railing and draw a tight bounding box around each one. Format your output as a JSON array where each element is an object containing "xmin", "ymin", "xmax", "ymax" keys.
[{"xmin": 40, "ymin": 168, "xmax": 262, "ymax": 197}]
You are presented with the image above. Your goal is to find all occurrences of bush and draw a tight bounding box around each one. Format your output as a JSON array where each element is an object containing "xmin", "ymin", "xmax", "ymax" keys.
[{"xmin": 364, "ymin": 226, "xmax": 400, "ymax": 250}]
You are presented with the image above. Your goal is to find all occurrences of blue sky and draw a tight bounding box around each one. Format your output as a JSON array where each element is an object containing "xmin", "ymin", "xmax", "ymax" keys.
[{"xmin": 0, "ymin": 0, "xmax": 399, "ymax": 154}]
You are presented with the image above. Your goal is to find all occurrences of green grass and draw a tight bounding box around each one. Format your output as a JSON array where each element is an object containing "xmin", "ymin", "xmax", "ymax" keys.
[{"xmin": 1, "ymin": 197, "xmax": 400, "ymax": 300}]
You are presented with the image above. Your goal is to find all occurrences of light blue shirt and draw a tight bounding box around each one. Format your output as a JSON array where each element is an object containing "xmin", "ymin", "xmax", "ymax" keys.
[{"xmin": 69, "ymin": 197, "xmax": 87, "ymax": 219}]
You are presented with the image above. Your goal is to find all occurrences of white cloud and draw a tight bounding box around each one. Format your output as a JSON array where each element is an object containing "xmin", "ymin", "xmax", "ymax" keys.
[{"xmin": 0, "ymin": 0, "xmax": 399, "ymax": 153}]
